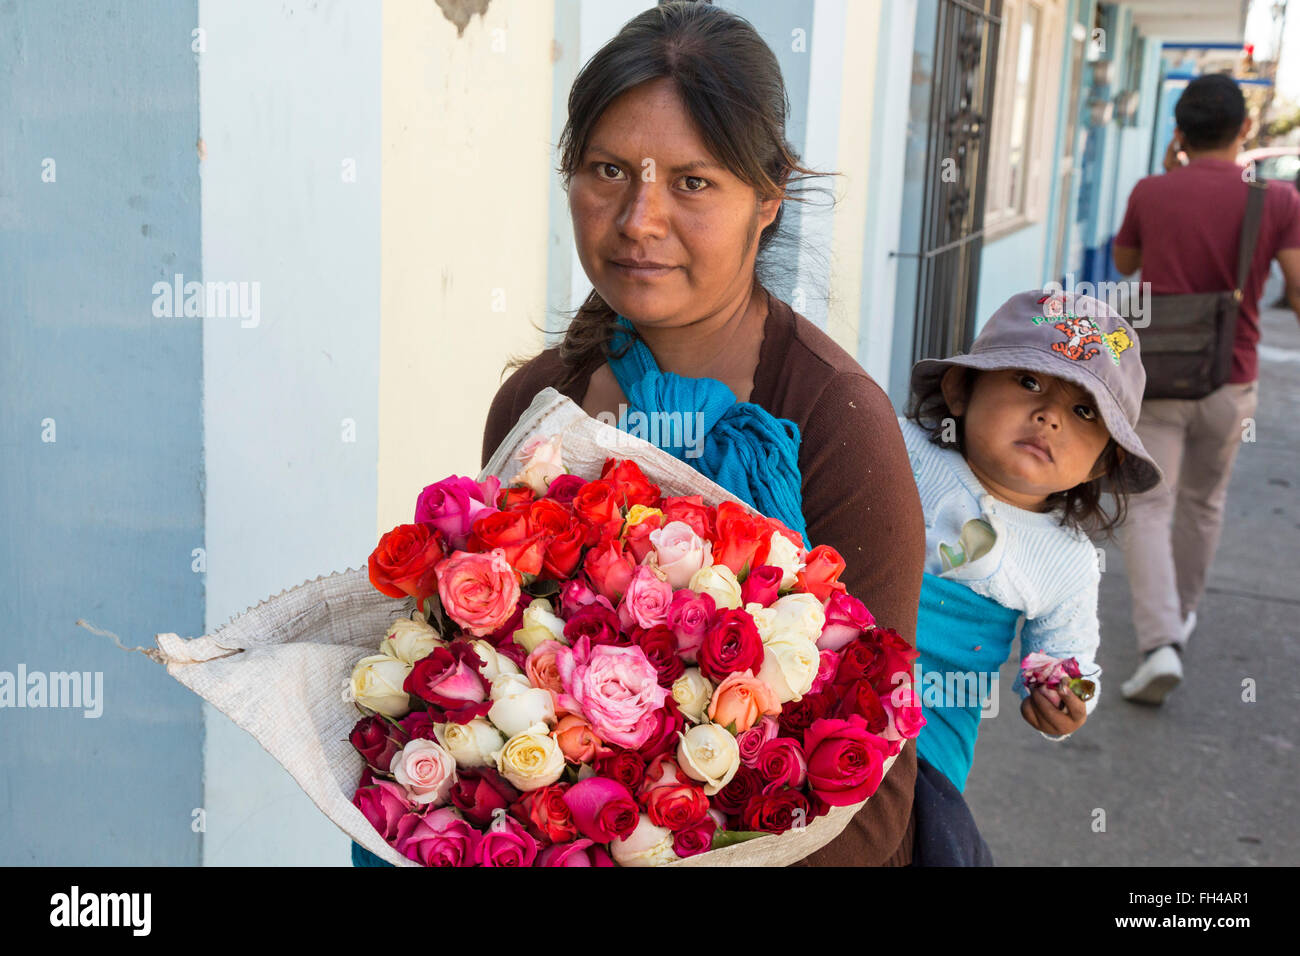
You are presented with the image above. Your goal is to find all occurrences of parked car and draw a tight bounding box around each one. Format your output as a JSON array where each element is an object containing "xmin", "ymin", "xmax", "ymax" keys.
[{"xmin": 1237, "ymin": 147, "xmax": 1300, "ymax": 187}]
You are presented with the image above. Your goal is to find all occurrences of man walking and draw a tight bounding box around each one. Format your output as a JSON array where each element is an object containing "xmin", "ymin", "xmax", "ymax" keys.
[{"xmin": 1112, "ymin": 74, "xmax": 1300, "ymax": 703}]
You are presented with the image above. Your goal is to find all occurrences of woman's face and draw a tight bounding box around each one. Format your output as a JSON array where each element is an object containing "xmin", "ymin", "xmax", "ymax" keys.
[{"xmin": 568, "ymin": 77, "xmax": 781, "ymax": 327}]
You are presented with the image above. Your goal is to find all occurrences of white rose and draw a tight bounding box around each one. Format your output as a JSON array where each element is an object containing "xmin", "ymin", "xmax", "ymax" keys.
[
  {"xmin": 688, "ymin": 564, "xmax": 743, "ymax": 610},
  {"xmin": 379, "ymin": 616, "xmax": 445, "ymax": 664},
  {"xmin": 765, "ymin": 531, "xmax": 806, "ymax": 590},
  {"xmin": 471, "ymin": 639, "xmax": 520, "ymax": 681},
  {"xmin": 349, "ymin": 654, "xmax": 412, "ymax": 718},
  {"xmin": 391, "ymin": 738, "xmax": 457, "ymax": 805},
  {"xmin": 512, "ymin": 598, "xmax": 567, "ymax": 654},
  {"xmin": 433, "ymin": 717, "xmax": 504, "ymax": 768},
  {"xmin": 493, "ymin": 723, "xmax": 566, "ymax": 791},
  {"xmin": 757, "ymin": 633, "xmax": 821, "ymax": 703},
  {"xmin": 649, "ymin": 521, "xmax": 713, "ymax": 590},
  {"xmin": 671, "ymin": 669, "xmax": 714, "ymax": 723},
  {"xmin": 745, "ymin": 603, "xmax": 779, "ymax": 644},
  {"xmin": 611, "ymin": 814, "xmax": 680, "ymax": 867},
  {"xmin": 510, "ymin": 435, "xmax": 566, "ymax": 496},
  {"xmin": 770, "ymin": 593, "xmax": 826, "ymax": 644},
  {"xmin": 676, "ymin": 722, "xmax": 741, "ymax": 795},
  {"xmin": 487, "ymin": 674, "xmax": 557, "ymax": 738}
]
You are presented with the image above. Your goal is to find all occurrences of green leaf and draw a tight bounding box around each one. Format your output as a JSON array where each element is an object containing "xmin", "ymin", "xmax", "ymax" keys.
[{"xmin": 710, "ymin": 830, "xmax": 769, "ymax": 850}]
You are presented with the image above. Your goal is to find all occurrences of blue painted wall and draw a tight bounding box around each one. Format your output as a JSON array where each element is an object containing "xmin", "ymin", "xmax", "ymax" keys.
[{"xmin": 0, "ymin": 0, "xmax": 204, "ymax": 864}]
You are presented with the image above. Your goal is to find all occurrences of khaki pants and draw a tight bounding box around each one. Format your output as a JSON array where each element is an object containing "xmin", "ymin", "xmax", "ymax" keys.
[{"xmin": 1117, "ymin": 381, "xmax": 1259, "ymax": 654}]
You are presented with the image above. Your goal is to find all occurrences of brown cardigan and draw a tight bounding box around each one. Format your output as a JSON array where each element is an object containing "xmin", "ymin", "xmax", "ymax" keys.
[{"xmin": 480, "ymin": 289, "xmax": 926, "ymax": 865}]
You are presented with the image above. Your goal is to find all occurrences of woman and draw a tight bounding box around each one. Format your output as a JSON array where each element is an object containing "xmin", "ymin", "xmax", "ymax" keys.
[{"xmin": 480, "ymin": 1, "xmax": 926, "ymax": 866}]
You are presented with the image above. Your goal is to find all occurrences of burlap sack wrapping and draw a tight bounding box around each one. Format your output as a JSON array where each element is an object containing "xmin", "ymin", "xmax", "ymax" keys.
[{"xmin": 153, "ymin": 388, "xmax": 901, "ymax": 867}]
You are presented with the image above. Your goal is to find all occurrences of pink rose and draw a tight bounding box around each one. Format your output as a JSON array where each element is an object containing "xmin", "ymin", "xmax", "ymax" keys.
[
  {"xmin": 545, "ymin": 473, "xmax": 586, "ymax": 505},
  {"xmin": 647, "ymin": 521, "xmax": 711, "ymax": 589},
  {"xmin": 562, "ymin": 776, "xmax": 640, "ymax": 842},
  {"xmin": 404, "ymin": 642, "xmax": 490, "ymax": 721},
  {"xmin": 391, "ymin": 738, "xmax": 458, "ymax": 806},
  {"xmin": 665, "ymin": 589, "xmax": 717, "ymax": 663},
  {"xmin": 537, "ymin": 838, "xmax": 616, "ymax": 867},
  {"xmin": 739, "ymin": 564, "xmax": 783, "ymax": 607},
  {"xmin": 557, "ymin": 640, "xmax": 669, "ymax": 749},
  {"xmin": 525, "ymin": 640, "xmax": 570, "ymax": 714},
  {"xmin": 809, "ymin": 649, "xmax": 841, "ymax": 694},
  {"xmin": 435, "ymin": 548, "xmax": 522, "ymax": 637},
  {"xmin": 415, "ymin": 476, "xmax": 500, "ymax": 551},
  {"xmin": 804, "ymin": 715, "xmax": 891, "ymax": 806},
  {"xmin": 671, "ymin": 818, "xmax": 717, "ymax": 858},
  {"xmin": 883, "ymin": 684, "xmax": 926, "ymax": 741},
  {"xmin": 818, "ymin": 591, "xmax": 876, "ymax": 651},
  {"xmin": 475, "ymin": 813, "xmax": 540, "ymax": 867},
  {"xmin": 617, "ymin": 565, "xmax": 674, "ymax": 631},
  {"xmin": 394, "ymin": 807, "xmax": 480, "ymax": 867},
  {"xmin": 1020, "ymin": 651, "xmax": 1079, "ymax": 706},
  {"xmin": 352, "ymin": 779, "xmax": 412, "ymax": 843},
  {"xmin": 736, "ymin": 715, "xmax": 779, "ymax": 768},
  {"xmin": 559, "ymin": 577, "xmax": 614, "ymax": 618}
]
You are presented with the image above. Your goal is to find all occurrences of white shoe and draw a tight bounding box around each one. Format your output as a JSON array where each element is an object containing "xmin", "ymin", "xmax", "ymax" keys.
[
  {"xmin": 1181, "ymin": 611, "xmax": 1197, "ymax": 642},
  {"xmin": 1122, "ymin": 645, "xmax": 1183, "ymax": 704}
]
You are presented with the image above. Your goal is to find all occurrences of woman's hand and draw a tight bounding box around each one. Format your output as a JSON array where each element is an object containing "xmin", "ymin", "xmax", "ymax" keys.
[
  {"xmin": 1020, "ymin": 682, "xmax": 1087, "ymax": 737},
  {"xmin": 1162, "ymin": 135, "xmax": 1187, "ymax": 173}
]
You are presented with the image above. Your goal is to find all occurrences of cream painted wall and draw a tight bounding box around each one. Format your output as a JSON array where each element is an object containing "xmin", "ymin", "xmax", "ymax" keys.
[{"xmin": 378, "ymin": 0, "xmax": 557, "ymax": 535}]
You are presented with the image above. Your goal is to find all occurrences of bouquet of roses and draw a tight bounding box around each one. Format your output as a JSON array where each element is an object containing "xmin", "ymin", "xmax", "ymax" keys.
[
  {"xmin": 1020, "ymin": 651, "xmax": 1097, "ymax": 705},
  {"xmin": 347, "ymin": 436, "xmax": 925, "ymax": 867}
]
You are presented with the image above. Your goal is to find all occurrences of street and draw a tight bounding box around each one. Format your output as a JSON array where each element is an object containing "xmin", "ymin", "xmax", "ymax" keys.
[{"xmin": 964, "ymin": 304, "xmax": 1300, "ymax": 866}]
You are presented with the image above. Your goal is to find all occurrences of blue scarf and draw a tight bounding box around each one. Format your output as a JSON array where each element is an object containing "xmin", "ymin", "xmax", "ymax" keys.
[{"xmin": 607, "ymin": 315, "xmax": 809, "ymax": 549}]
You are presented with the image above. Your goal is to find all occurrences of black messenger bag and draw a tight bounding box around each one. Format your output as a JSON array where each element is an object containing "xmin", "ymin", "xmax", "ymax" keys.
[{"xmin": 1129, "ymin": 181, "xmax": 1266, "ymax": 400}]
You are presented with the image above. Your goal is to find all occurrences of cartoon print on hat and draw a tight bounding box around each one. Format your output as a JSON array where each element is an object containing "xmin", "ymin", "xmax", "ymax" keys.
[{"xmin": 1049, "ymin": 314, "xmax": 1104, "ymax": 362}]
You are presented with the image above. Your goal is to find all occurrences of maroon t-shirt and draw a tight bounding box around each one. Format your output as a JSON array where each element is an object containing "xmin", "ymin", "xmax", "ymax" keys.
[{"xmin": 1114, "ymin": 158, "xmax": 1300, "ymax": 383}]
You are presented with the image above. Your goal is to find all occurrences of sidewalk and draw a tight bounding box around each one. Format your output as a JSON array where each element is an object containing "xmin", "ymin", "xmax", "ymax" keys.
[{"xmin": 963, "ymin": 304, "xmax": 1300, "ymax": 866}]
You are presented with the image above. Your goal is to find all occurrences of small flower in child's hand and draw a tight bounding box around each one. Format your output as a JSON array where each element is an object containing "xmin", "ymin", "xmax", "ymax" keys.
[{"xmin": 1020, "ymin": 651, "xmax": 1093, "ymax": 707}]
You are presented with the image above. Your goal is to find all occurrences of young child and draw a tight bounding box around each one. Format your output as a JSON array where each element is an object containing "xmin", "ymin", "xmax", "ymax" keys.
[{"xmin": 900, "ymin": 289, "xmax": 1163, "ymax": 794}]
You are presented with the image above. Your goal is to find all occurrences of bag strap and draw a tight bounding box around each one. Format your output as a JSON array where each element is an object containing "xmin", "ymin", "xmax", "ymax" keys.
[{"xmin": 1235, "ymin": 182, "xmax": 1268, "ymax": 300}]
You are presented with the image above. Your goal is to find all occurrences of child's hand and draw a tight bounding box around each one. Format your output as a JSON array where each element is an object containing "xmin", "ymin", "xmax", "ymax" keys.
[{"xmin": 1020, "ymin": 681, "xmax": 1087, "ymax": 737}]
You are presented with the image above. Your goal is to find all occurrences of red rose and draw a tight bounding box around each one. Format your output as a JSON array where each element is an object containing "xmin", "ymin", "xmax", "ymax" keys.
[
  {"xmin": 645, "ymin": 782, "xmax": 710, "ymax": 831},
  {"xmin": 777, "ymin": 690, "xmax": 834, "ymax": 739},
  {"xmin": 634, "ymin": 699, "xmax": 685, "ymax": 762},
  {"xmin": 600, "ymin": 459, "xmax": 661, "ymax": 509},
  {"xmin": 583, "ymin": 531, "xmax": 635, "ymax": 603},
  {"xmin": 572, "ymin": 479, "xmax": 621, "ymax": 528},
  {"xmin": 712, "ymin": 501, "xmax": 772, "ymax": 577},
  {"xmin": 448, "ymin": 767, "xmax": 519, "ymax": 827},
  {"xmin": 739, "ymin": 564, "xmax": 783, "ymax": 607},
  {"xmin": 837, "ymin": 678, "xmax": 889, "ymax": 734},
  {"xmin": 404, "ymin": 642, "xmax": 491, "ymax": 722},
  {"xmin": 621, "ymin": 513, "xmax": 662, "ymax": 564},
  {"xmin": 468, "ymin": 509, "xmax": 546, "ymax": 577},
  {"xmin": 741, "ymin": 787, "xmax": 812, "ymax": 834},
  {"xmin": 796, "ymin": 544, "xmax": 848, "ymax": 601},
  {"xmin": 754, "ymin": 737, "xmax": 808, "ymax": 793},
  {"xmin": 529, "ymin": 499, "xmax": 588, "ymax": 579},
  {"xmin": 672, "ymin": 818, "xmax": 718, "ymax": 858},
  {"xmin": 538, "ymin": 838, "xmax": 616, "ymax": 867},
  {"xmin": 368, "ymin": 523, "xmax": 445, "ymax": 611},
  {"xmin": 513, "ymin": 783, "xmax": 579, "ymax": 845},
  {"xmin": 804, "ymin": 715, "xmax": 892, "ymax": 806},
  {"xmin": 563, "ymin": 603, "xmax": 626, "ymax": 647},
  {"xmin": 497, "ymin": 485, "xmax": 536, "ymax": 511},
  {"xmin": 712, "ymin": 764, "xmax": 763, "ymax": 817},
  {"xmin": 545, "ymin": 474, "xmax": 586, "ymax": 505},
  {"xmin": 593, "ymin": 746, "xmax": 646, "ymax": 792},
  {"xmin": 634, "ymin": 625, "xmax": 686, "ymax": 687},
  {"xmin": 660, "ymin": 495, "xmax": 717, "ymax": 543},
  {"xmin": 562, "ymin": 776, "xmax": 640, "ymax": 842},
  {"xmin": 697, "ymin": 609, "xmax": 764, "ymax": 683},
  {"xmin": 833, "ymin": 638, "xmax": 880, "ymax": 687},
  {"xmin": 865, "ymin": 627, "xmax": 920, "ymax": 694},
  {"xmin": 397, "ymin": 709, "xmax": 440, "ymax": 740},
  {"xmin": 349, "ymin": 715, "xmax": 410, "ymax": 774}
]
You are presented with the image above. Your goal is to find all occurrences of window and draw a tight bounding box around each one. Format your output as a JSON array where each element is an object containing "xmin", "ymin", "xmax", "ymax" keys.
[{"xmin": 984, "ymin": 0, "xmax": 1064, "ymax": 238}]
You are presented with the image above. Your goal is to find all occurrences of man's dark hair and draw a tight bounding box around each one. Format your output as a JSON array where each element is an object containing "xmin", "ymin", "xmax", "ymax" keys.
[{"xmin": 1174, "ymin": 74, "xmax": 1247, "ymax": 150}]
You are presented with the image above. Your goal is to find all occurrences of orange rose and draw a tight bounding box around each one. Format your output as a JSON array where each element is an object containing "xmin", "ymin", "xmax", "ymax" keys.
[
  {"xmin": 706, "ymin": 669, "xmax": 780, "ymax": 734},
  {"xmin": 796, "ymin": 544, "xmax": 847, "ymax": 601},
  {"xmin": 553, "ymin": 714, "xmax": 606, "ymax": 764}
]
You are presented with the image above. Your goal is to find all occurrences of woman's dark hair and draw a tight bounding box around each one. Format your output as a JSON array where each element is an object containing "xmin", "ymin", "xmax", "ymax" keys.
[
  {"xmin": 506, "ymin": 0, "xmax": 833, "ymax": 387},
  {"xmin": 1174, "ymin": 73, "xmax": 1247, "ymax": 151},
  {"xmin": 905, "ymin": 367, "xmax": 1133, "ymax": 540}
]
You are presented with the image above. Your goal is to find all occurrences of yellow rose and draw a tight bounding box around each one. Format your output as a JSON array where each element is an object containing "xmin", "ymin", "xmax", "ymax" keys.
[
  {"xmin": 688, "ymin": 564, "xmax": 742, "ymax": 610},
  {"xmin": 671, "ymin": 668, "xmax": 714, "ymax": 723},
  {"xmin": 349, "ymin": 654, "xmax": 413, "ymax": 718},
  {"xmin": 379, "ymin": 616, "xmax": 444, "ymax": 664},
  {"xmin": 512, "ymin": 598, "xmax": 567, "ymax": 655},
  {"xmin": 623, "ymin": 505, "xmax": 664, "ymax": 529},
  {"xmin": 493, "ymin": 723, "xmax": 566, "ymax": 791}
]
